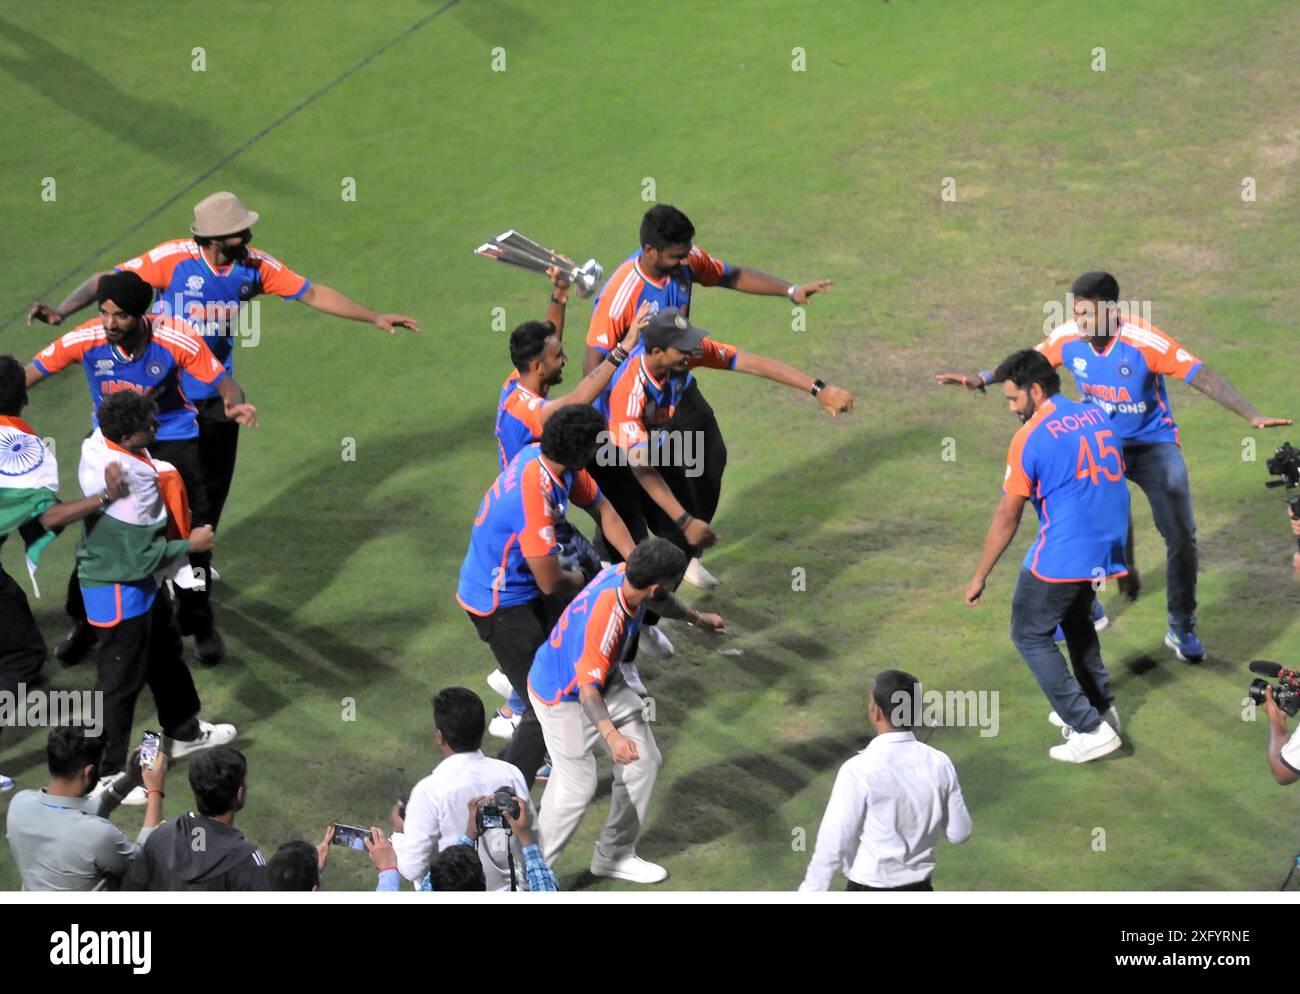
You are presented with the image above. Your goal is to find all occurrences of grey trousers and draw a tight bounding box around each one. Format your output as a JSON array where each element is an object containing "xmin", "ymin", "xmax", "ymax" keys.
[{"xmin": 532, "ymin": 682, "xmax": 662, "ymax": 865}]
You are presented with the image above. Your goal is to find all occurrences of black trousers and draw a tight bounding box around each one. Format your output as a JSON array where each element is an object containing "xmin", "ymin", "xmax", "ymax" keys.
[
  {"xmin": 847, "ymin": 877, "xmax": 934, "ymax": 891},
  {"xmin": 68, "ymin": 436, "xmax": 215, "ymax": 641},
  {"xmin": 0, "ymin": 565, "xmax": 48, "ymax": 746},
  {"xmin": 195, "ymin": 397, "xmax": 240, "ymax": 530},
  {"xmin": 94, "ymin": 588, "xmax": 201, "ymax": 774},
  {"xmin": 467, "ymin": 598, "xmax": 562, "ymax": 790}
]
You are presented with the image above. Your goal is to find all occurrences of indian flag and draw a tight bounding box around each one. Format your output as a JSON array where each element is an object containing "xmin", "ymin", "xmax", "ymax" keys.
[{"xmin": 0, "ymin": 415, "xmax": 60, "ymax": 592}]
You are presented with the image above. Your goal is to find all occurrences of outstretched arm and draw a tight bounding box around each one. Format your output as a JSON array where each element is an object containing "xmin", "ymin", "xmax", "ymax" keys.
[
  {"xmin": 299, "ymin": 283, "xmax": 419, "ymax": 334},
  {"xmin": 27, "ymin": 270, "xmax": 114, "ymax": 326},
  {"xmin": 1188, "ymin": 365, "xmax": 1292, "ymax": 429},
  {"xmin": 215, "ymin": 376, "xmax": 259, "ymax": 427},
  {"xmin": 719, "ymin": 267, "xmax": 833, "ymax": 304},
  {"xmin": 731, "ymin": 350, "xmax": 852, "ymax": 416},
  {"xmin": 540, "ymin": 302, "xmax": 651, "ymax": 424}
]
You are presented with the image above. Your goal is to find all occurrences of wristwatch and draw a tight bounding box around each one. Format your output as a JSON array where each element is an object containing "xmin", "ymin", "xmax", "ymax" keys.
[{"xmin": 810, "ymin": 379, "xmax": 826, "ymax": 397}]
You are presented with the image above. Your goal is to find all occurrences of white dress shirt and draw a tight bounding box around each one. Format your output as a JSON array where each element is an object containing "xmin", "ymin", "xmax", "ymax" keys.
[
  {"xmin": 799, "ymin": 731, "xmax": 972, "ymax": 890},
  {"xmin": 390, "ymin": 750, "xmax": 537, "ymax": 892}
]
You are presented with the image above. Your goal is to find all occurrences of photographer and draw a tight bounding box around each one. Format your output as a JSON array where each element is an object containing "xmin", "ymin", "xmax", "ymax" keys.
[
  {"xmin": 389, "ymin": 687, "xmax": 539, "ymax": 891},
  {"xmin": 1265, "ymin": 687, "xmax": 1300, "ymax": 786},
  {"xmin": 371, "ymin": 796, "xmax": 558, "ymax": 892},
  {"xmin": 5, "ymin": 726, "xmax": 166, "ymax": 890}
]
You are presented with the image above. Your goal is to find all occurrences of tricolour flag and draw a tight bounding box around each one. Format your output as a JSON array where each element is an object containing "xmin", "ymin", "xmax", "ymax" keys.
[{"xmin": 0, "ymin": 415, "xmax": 60, "ymax": 593}]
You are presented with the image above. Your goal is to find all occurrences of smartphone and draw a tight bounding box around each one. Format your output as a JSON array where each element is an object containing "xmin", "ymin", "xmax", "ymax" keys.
[
  {"xmin": 330, "ymin": 823, "xmax": 373, "ymax": 851},
  {"xmin": 140, "ymin": 731, "xmax": 161, "ymax": 771}
]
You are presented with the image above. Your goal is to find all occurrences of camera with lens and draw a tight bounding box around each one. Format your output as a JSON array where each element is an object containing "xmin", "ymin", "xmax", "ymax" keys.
[
  {"xmin": 1266, "ymin": 442, "xmax": 1300, "ymax": 490},
  {"xmin": 476, "ymin": 786, "xmax": 522, "ymax": 834},
  {"xmin": 1248, "ymin": 661, "xmax": 1300, "ymax": 717}
]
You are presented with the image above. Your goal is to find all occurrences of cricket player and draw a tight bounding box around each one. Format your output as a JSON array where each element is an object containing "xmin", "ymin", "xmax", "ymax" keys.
[
  {"xmin": 77, "ymin": 391, "xmax": 236, "ymax": 800},
  {"xmin": 457, "ymin": 406, "xmax": 635, "ymax": 789},
  {"xmin": 26, "ymin": 272, "xmax": 257, "ymax": 667},
  {"xmin": 965, "ymin": 350, "xmax": 1130, "ymax": 764},
  {"xmin": 528, "ymin": 538, "xmax": 725, "ymax": 883},
  {"xmin": 938, "ymin": 271, "xmax": 1291, "ymax": 662},
  {"xmin": 0, "ymin": 355, "xmax": 130, "ymax": 790},
  {"xmin": 583, "ymin": 204, "xmax": 833, "ymax": 592}
]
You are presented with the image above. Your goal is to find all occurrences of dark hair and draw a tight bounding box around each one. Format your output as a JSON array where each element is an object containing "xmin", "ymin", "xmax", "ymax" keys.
[
  {"xmin": 625, "ymin": 537, "xmax": 689, "ymax": 589},
  {"xmin": 1071, "ymin": 271, "xmax": 1120, "ymax": 302},
  {"xmin": 428, "ymin": 845, "xmax": 487, "ymax": 891},
  {"xmin": 992, "ymin": 349, "xmax": 1060, "ymax": 398},
  {"xmin": 509, "ymin": 320, "xmax": 557, "ymax": 374},
  {"xmin": 433, "ymin": 687, "xmax": 485, "ymax": 753},
  {"xmin": 47, "ymin": 725, "xmax": 104, "ymax": 780},
  {"xmin": 0, "ymin": 355, "xmax": 26, "ymax": 416},
  {"xmin": 640, "ymin": 204, "xmax": 695, "ymax": 252},
  {"xmin": 97, "ymin": 390, "xmax": 157, "ymax": 443},
  {"xmin": 189, "ymin": 745, "xmax": 247, "ymax": 817},
  {"xmin": 268, "ymin": 841, "xmax": 320, "ymax": 891},
  {"xmin": 539, "ymin": 404, "xmax": 606, "ymax": 467},
  {"xmin": 873, "ymin": 669, "xmax": 921, "ymax": 730}
]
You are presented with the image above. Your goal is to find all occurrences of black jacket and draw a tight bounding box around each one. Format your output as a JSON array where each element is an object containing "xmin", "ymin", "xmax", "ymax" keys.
[{"xmin": 123, "ymin": 812, "xmax": 268, "ymax": 891}]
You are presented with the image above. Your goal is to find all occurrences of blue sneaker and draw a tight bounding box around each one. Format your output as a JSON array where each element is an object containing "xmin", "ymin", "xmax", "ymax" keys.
[
  {"xmin": 535, "ymin": 763, "xmax": 552, "ymax": 783},
  {"xmin": 1164, "ymin": 629, "xmax": 1205, "ymax": 663},
  {"xmin": 0, "ymin": 773, "xmax": 13, "ymax": 793}
]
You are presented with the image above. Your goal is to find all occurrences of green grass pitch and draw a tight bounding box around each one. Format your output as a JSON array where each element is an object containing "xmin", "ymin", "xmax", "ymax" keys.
[{"xmin": 1, "ymin": 0, "xmax": 1298, "ymax": 891}]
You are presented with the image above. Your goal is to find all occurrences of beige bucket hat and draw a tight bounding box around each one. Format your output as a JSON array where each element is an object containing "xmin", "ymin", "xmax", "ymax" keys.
[{"xmin": 191, "ymin": 191, "xmax": 260, "ymax": 237}]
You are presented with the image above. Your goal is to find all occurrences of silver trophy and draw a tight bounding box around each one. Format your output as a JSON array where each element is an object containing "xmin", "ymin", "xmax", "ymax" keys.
[{"xmin": 475, "ymin": 229, "xmax": 603, "ymax": 298}]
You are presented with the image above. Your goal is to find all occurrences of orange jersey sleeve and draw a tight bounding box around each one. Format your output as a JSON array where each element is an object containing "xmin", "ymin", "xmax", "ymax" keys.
[
  {"xmin": 586, "ymin": 260, "xmax": 642, "ymax": 351},
  {"xmin": 248, "ymin": 248, "xmax": 309, "ymax": 299},
  {"xmin": 570, "ymin": 468, "xmax": 601, "ymax": 509},
  {"xmin": 575, "ymin": 589, "xmax": 626, "ymax": 691},
  {"xmin": 607, "ymin": 372, "xmax": 650, "ymax": 452},
  {"xmin": 517, "ymin": 460, "xmax": 561, "ymax": 558},
  {"xmin": 686, "ymin": 244, "xmax": 728, "ymax": 287},
  {"xmin": 149, "ymin": 316, "xmax": 226, "ymax": 384},
  {"xmin": 688, "ymin": 337, "xmax": 739, "ymax": 371},
  {"xmin": 31, "ymin": 319, "xmax": 105, "ymax": 375},
  {"xmin": 1003, "ymin": 423, "xmax": 1035, "ymax": 498},
  {"xmin": 1121, "ymin": 317, "xmax": 1201, "ymax": 381},
  {"xmin": 116, "ymin": 239, "xmax": 189, "ymax": 289},
  {"xmin": 1034, "ymin": 329, "xmax": 1071, "ymax": 367}
]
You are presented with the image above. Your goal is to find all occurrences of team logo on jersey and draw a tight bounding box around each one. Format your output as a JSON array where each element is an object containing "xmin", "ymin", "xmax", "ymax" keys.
[
  {"xmin": 539, "ymin": 525, "xmax": 556, "ymax": 545},
  {"xmin": 1072, "ymin": 357, "xmax": 1088, "ymax": 374},
  {"xmin": 1176, "ymin": 348, "xmax": 1193, "ymax": 364},
  {"xmin": 147, "ymin": 362, "xmax": 164, "ymax": 378},
  {"xmin": 1119, "ymin": 364, "xmax": 1132, "ymax": 377},
  {"xmin": 185, "ymin": 275, "xmax": 205, "ymax": 293},
  {"xmin": 95, "ymin": 359, "xmax": 114, "ymax": 371},
  {"xmin": 238, "ymin": 282, "xmax": 256, "ymax": 301}
]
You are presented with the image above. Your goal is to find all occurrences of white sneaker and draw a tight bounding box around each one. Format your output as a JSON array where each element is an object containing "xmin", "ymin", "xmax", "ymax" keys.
[
  {"xmin": 590, "ymin": 851, "xmax": 668, "ymax": 884},
  {"xmin": 683, "ymin": 557, "xmax": 719, "ymax": 590},
  {"xmin": 1049, "ymin": 721, "xmax": 1121, "ymax": 764},
  {"xmin": 486, "ymin": 669, "xmax": 514, "ymax": 700},
  {"xmin": 621, "ymin": 662, "xmax": 648, "ymax": 696},
  {"xmin": 91, "ymin": 774, "xmax": 147, "ymax": 806},
  {"xmin": 1048, "ymin": 705, "xmax": 1120, "ymax": 735},
  {"xmin": 488, "ymin": 710, "xmax": 521, "ymax": 739},
  {"xmin": 169, "ymin": 719, "xmax": 237, "ymax": 760},
  {"xmin": 639, "ymin": 625, "xmax": 674, "ymax": 660}
]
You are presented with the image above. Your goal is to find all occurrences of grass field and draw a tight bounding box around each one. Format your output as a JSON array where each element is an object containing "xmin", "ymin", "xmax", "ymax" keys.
[{"xmin": 1, "ymin": 0, "xmax": 1298, "ymax": 892}]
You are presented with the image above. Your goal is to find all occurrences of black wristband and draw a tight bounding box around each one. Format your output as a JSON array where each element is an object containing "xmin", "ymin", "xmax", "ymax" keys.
[
  {"xmin": 674, "ymin": 511, "xmax": 693, "ymax": 529},
  {"xmin": 810, "ymin": 379, "xmax": 826, "ymax": 397}
]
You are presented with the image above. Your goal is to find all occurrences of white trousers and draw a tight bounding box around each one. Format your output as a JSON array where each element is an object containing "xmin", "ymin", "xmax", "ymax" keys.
[{"xmin": 532, "ymin": 682, "xmax": 662, "ymax": 865}]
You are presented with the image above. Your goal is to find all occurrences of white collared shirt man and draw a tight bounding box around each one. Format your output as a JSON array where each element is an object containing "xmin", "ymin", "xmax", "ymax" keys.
[
  {"xmin": 800, "ymin": 671, "xmax": 972, "ymax": 891},
  {"xmin": 391, "ymin": 748, "xmax": 537, "ymax": 892}
]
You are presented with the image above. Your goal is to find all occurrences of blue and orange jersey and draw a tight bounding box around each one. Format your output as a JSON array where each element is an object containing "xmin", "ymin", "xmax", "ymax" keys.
[
  {"xmin": 529, "ymin": 563, "xmax": 642, "ymax": 705},
  {"xmin": 1035, "ymin": 316, "xmax": 1202, "ymax": 446},
  {"xmin": 600, "ymin": 338, "xmax": 738, "ymax": 452},
  {"xmin": 495, "ymin": 370, "xmax": 546, "ymax": 471},
  {"xmin": 456, "ymin": 444, "xmax": 602, "ymax": 615},
  {"xmin": 116, "ymin": 239, "xmax": 310, "ymax": 401},
  {"xmin": 586, "ymin": 245, "xmax": 730, "ymax": 366},
  {"xmin": 31, "ymin": 316, "xmax": 226, "ymax": 441},
  {"xmin": 1004, "ymin": 395, "xmax": 1131, "ymax": 583}
]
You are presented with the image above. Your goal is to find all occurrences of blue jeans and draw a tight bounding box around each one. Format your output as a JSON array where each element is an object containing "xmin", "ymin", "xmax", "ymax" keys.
[
  {"xmin": 1124, "ymin": 442, "xmax": 1197, "ymax": 631},
  {"xmin": 1010, "ymin": 568, "xmax": 1114, "ymax": 733}
]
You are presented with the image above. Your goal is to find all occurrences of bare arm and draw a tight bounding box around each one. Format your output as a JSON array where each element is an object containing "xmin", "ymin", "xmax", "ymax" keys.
[
  {"xmin": 540, "ymin": 303, "xmax": 651, "ymax": 424},
  {"xmin": 578, "ymin": 683, "xmax": 638, "ymax": 764},
  {"xmin": 525, "ymin": 553, "xmax": 585, "ymax": 598},
  {"xmin": 25, "ymin": 363, "xmax": 46, "ymax": 388},
  {"xmin": 719, "ymin": 268, "xmax": 833, "ymax": 304},
  {"xmin": 299, "ymin": 283, "xmax": 419, "ymax": 334},
  {"xmin": 965, "ymin": 492, "xmax": 1027, "ymax": 604},
  {"xmin": 1188, "ymin": 365, "xmax": 1292, "ymax": 428},
  {"xmin": 214, "ymin": 376, "xmax": 259, "ymax": 427},
  {"xmin": 27, "ymin": 270, "xmax": 113, "ymax": 325},
  {"xmin": 1266, "ymin": 691, "xmax": 1300, "ymax": 785},
  {"xmin": 585, "ymin": 496, "xmax": 635, "ymax": 561},
  {"xmin": 732, "ymin": 350, "xmax": 852, "ymax": 415}
]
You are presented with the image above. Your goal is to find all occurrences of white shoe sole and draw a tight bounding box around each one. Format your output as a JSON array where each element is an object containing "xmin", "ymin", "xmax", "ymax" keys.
[
  {"xmin": 1050, "ymin": 733, "xmax": 1122, "ymax": 764},
  {"xmin": 1163, "ymin": 633, "xmax": 1204, "ymax": 662},
  {"xmin": 590, "ymin": 860, "xmax": 668, "ymax": 884},
  {"xmin": 683, "ymin": 558, "xmax": 719, "ymax": 590}
]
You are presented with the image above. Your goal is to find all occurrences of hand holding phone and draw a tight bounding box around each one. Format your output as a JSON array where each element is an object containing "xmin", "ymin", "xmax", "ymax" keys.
[{"xmin": 330, "ymin": 823, "xmax": 374, "ymax": 851}]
